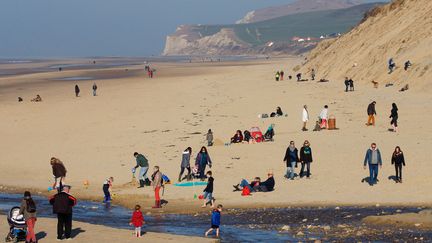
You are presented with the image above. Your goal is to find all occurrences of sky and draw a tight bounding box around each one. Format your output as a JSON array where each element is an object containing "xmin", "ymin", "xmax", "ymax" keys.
[{"xmin": 0, "ymin": 0, "xmax": 296, "ymax": 58}]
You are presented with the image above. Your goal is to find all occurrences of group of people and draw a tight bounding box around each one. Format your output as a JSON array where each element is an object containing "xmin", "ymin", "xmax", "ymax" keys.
[
  {"xmin": 344, "ymin": 77, "xmax": 355, "ymax": 92},
  {"xmin": 230, "ymin": 124, "xmax": 275, "ymax": 144},
  {"xmin": 74, "ymin": 83, "xmax": 98, "ymax": 97},
  {"xmin": 233, "ymin": 172, "xmax": 275, "ymax": 194},
  {"xmin": 388, "ymin": 58, "xmax": 412, "ymax": 73},
  {"xmin": 178, "ymin": 146, "xmax": 212, "ymax": 181},
  {"xmin": 366, "ymin": 101, "xmax": 399, "ymax": 132},
  {"xmin": 283, "ymin": 140, "xmax": 313, "ymax": 179},
  {"xmin": 302, "ymin": 105, "xmax": 330, "ymax": 131}
]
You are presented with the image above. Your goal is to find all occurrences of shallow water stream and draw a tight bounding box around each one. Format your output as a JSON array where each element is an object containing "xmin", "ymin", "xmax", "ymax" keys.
[{"xmin": 1, "ymin": 194, "xmax": 431, "ymax": 242}]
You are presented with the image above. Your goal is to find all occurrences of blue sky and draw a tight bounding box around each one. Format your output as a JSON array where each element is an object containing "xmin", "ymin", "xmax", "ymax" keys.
[{"xmin": 0, "ymin": 0, "xmax": 379, "ymax": 58}]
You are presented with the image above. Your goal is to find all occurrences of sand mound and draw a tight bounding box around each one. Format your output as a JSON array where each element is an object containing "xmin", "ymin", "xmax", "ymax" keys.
[
  {"xmin": 299, "ymin": 0, "xmax": 432, "ymax": 91},
  {"xmin": 363, "ymin": 210, "xmax": 432, "ymax": 229}
]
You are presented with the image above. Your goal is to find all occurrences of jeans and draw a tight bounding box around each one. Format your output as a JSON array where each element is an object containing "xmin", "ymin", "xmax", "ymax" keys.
[
  {"xmin": 286, "ymin": 161, "xmax": 296, "ymax": 179},
  {"xmin": 138, "ymin": 167, "xmax": 149, "ymax": 181},
  {"xmin": 300, "ymin": 162, "xmax": 311, "ymax": 177},
  {"xmin": 203, "ymin": 191, "xmax": 213, "ymax": 204},
  {"xmin": 26, "ymin": 217, "xmax": 36, "ymax": 242},
  {"xmin": 93, "ymin": 90, "xmax": 97, "ymax": 96},
  {"xmin": 103, "ymin": 184, "xmax": 111, "ymax": 202},
  {"xmin": 395, "ymin": 163, "xmax": 402, "ymax": 180},
  {"xmin": 57, "ymin": 213, "xmax": 72, "ymax": 239},
  {"xmin": 369, "ymin": 164, "xmax": 379, "ymax": 184},
  {"xmin": 199, "ymin": 163, "xmax": 207, "ymax": 179},
  {"xmin": 240, "ymin": 179, "xmax": 252, "ymax": 191}
]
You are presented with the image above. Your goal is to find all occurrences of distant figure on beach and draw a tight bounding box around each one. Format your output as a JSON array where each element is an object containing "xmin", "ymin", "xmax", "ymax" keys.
[
  {"xmin": 130, "ymin": 205, "xmax": 144, "ymax": 237},
  {"xmin": 299, "ymin": 140, "xmax": 313, "ymax": 178},
  {"xmin": 74, "ymin": 84, "xmax": 80, "ymax": 97},
  {"xmin": 102, "ymin": 177, "xmax": 114, "ymax": 203},
  {"xmin": 288, "ymin": 75, "xmax": 292, "ymax": 80},
  {"xmin": 302, "ymin": 105, "xmax": 309, "ymax": 131},
  {"xmin": 275, "ymin": 71, "xmax": 280, "ymax": 81},
  {"xmin": 284, "ymin": 141, "xmax": 299, "ymax": 180},
  {"xmin": 18, "ymin": 97, "xmax": 23, "ymax": 102},
  {"xmin": 233, "ymin": 177, "xmax": 261, "ymax": 193},
  {"xmin": 179, "ymin": 147, "xmax": 192, "ymax": 182},
  {"xmin": 311, "ymin": 68, "xmax": 316, "ymax": 81},
  {"xmin": 206, "ymin": 129, "xmax": 214, "ymax": 146},
  {"xmin": 319, "ymin": 105, "xmax": 329, "ymax": 129},
  {"xmin": 259, "ymin": 172, "xmax": 275, "ymax": 192},
  {"xmin": 366, "ymin": 101, "xmax": 377, "ymax": 126},
  {"xmin": 389, "ymin": 103, "xmax": 399, "ymax": 132},
  {"xmin": 349, "ymin": 78, "xmax": 354, "ymax": 91},
  {"xmin": 313, "ymin": 121, "xmax": 321, "ymax": 131},
  {"xmin": 344, "ymin": 77, "xmax": 350, "ymax": 92},
  {"xmin": 50, "ymin": 157, "xmax": 67, "ymax": 191},
  {"xmin": 231, "ymin": 130, "xmax": 243, "ymax": 143},
  {"xmin": 296, "ymin": 73, "xmax": 302, "ymax": 81},
  {"xmin": 151, "ymin": 166, "xmax": 163, "ymax": 208},
  {"xmin": 31, "ymin": 95, "xmax": 42, "ymax": 102},
  {"xmin": 205, "ymin": 204, "xmax": 223, "ymax": 238},
  {"xmin": 391, "ymin": 146, "xmax": 405, "ymax": 183},
  {"xmin": 388, "ymin": 58, "xmax": 396, "ymax": 74},
  {"xmin": 92, "ymin": 83, "xmax": 98, "ymax": 96},
  {"xmin": 59, "ymin": 67, "xmax": 62, "ymax": 72},
  {"xmin": 404, "ymin": 60, "xmax": 412, "ymax": 71},
  {"xmin": 264, "ymin": 124, "xmax": 275, "ymax": 141},
  {"xmin": 49, "ymin": 185, "xmax": 77, "ymax": 241},
  {"xmin": 363, "ymin": 143, "xmax": 382, "ymax": 186},
  {"xmin": 276, "ymin": 106, "xmax": 283, "ymax": 116},
  {"xmin": 202, "ymin": 171, "xmax": 215, "ymax": 208},
  {"xmin": 19, "ymin": 191, "xmax": 37, "ymax": 243},
  {"xmin": 195, "ymin": 146, "xmax": 212, "ymax": 180},
  {"xmin": 280, "ymin": 70, "xmax": 284, "ymax": 80},
  {"xmin": 132, "ymin": 152, "xmax": 149, "ymax": 188}
]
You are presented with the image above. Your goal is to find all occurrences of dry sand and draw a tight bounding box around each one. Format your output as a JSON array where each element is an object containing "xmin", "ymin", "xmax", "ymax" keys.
[
  {"xmin": 0, "ymin": 215, "xmax": 216, "ymax": 243},
  {"xmin": 1, "ymin": 56, "xmax": 432, "ymax": 215}
]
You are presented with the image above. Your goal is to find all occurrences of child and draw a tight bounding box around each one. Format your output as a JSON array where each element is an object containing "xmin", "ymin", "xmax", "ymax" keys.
[
  {"xmin": 130, "ymin": 205, "xmax": 144, "ymax": 237},
  {"xmin": 205, "ymin": 204, "xmax": 223, "ymax": 238},
  {"xmin": 102, "ymin": 177, "xmax": 114, "ymax": 203},
  {"xmin": 206, "ymin": 129, "xmax": 213, "ymax": 147},
  {"xmin": 202, "ymin": 171, "xmax": 214, "ymax": 208}
]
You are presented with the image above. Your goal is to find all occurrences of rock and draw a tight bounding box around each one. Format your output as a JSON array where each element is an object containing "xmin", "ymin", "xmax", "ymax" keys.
[
  {"xmin": 375, "ymin": 203, "xmax": 380, "ymax": 207},
  {"xmin": 322, "ymin": 225, "xmax": 331, "ymax": 231},
  {"xmin": 281, "ymin": 225, "xmax": 290, "ymax": 231},
  {"xmin": 414, "ymin": 223, "xmax": 421, "ymax": 227},
  {"xmin": 302, "ymin": 218, "xmax": 308, "ymax": 222},
  {"xmin": 335, "ymin": 206, "xmax": 340, "ymax": 210},
  {"xmin": 396, "ymin": 209, "xmax": 402, "ymax": 213},
  {"xmin": 297, "ymin": 231, "xmax": 304, "ymax": 236},
  {"xmin": 337, "ymin": 224, "xmax": 347, "ymax": 228},
  {"xmin": 314, "ymin": 218, "xmax": 319, "ymax": 221}
]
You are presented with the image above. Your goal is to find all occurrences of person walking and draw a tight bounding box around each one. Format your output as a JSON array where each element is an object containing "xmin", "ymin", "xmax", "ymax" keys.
[
  {"xmin": 319, "ymin": 105, "xmax": 329, "ymax": 129},
  {"xmin": 179, "ymin": 147, "xmax": 192, "ymax": 182},
  {"xmin": 132, "ymin": 152, "xmax": 149, "ymax": 188},
  {"xmin": 366, "ymin": 101, "xmax": 377, "ymax": 126},
  {"xmin": 299, "ymin": 140, "xmax": 313, "ymax": 178},
  {"xmin": 302, "ymin": 105, "xmax": 309, "ymax": 131},
  {"xmin": 151, "ymin": 166, "xmax": 163, "ymax": 208},
  {"xmin": 344, "ymin": 77, "xmax": 349, "ymax": 92},
  {"xmin": 391, "ymin": 146, "xmax": 406, "ymax": 183},
  {"xmin": 205, "ymin": 205, "xmax": 223, "ymax": 238},
  {"xmin": 50, "ymin": 157, "xmax": 67, "ymax": 191},
  {"xmin": 363, "ymin": 143, "xmax": 383, "ymax": 186},
  {"xmin": 74, "ymin": 84, "xmax": 80, "ymax": 97},
  {"xmin": 202, "ymin": 171, "xmax": 215, "ymax": 208},
  {"xmin": 92, "ymin": 83, "xmax": 98, "ymax": 96},
  {"xmin": 102, "ymin": 177, "xmax": 114, "ymax": 203},
  {"xmin": 49, "ymin": 185, "xmax": 77, "ymax": 241},
  {"xmin": 195, "ymin": 146, "xmax": 212, "ymax": 180},
  {"xmin": 389, "ymin": 103, "xmax": 399, "ymax": 132},
  {"xmin": 283, "ymin": 141, "xmax": 299, "ymax": 180},
  {"xmin": 206, "ymin": 129, "xmax": 214, "ymax": 146},
  {"xmin": 19, "ymin": 191, "xmax": 37, "ymax": 243}
]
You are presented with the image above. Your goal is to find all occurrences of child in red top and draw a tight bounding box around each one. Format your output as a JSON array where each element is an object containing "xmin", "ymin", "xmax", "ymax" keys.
[{"xmin": 129, "ymin": 205, "xmax": 144, "ymax": 237}]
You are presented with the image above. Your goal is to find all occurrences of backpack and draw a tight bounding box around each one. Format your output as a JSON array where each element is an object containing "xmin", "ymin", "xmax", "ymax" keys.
[
  {"xmin": 241, "ymin": 186, "xmax": 251, "ymax": 196},
  {"xmin": 27, "ymin": 199, "xmax": 37, "ymax": 213}
]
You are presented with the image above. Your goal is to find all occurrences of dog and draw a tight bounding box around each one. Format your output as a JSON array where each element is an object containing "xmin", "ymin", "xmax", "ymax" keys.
[{"xmin": 371, "ymin": 80, "xmax": 379, "ymax": 88}]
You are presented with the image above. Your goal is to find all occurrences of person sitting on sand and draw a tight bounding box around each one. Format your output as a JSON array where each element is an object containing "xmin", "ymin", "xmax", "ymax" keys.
[
  {"xmin": 50, "ymin": 157, "xmax": 67, "ymax": 191},
  {"xmin": 232, "ymin": 177, "xmax": 261, "ymax": 192},
  {"xmin": 388, "ymin": 58, "xmax": 396, "ymax": 74},
  {"xmin": 313, "ymin": 120, "xmax": 321, "ymax": 131},
  {"xmin": 31, "ymin": 95, "xmax": 42, "ymax": 102},
  {"xmin": 264, "ymin": 124, "xmax": 275, "ymax": 141},
  {"xmin": 243, "ymin": 130, "xmax": 252, "ymax": 143},
  {"xmin": 296, "ymin": 73, "xmax": 302, "ymax": 81},
  {"xmin": 257, "ymin": 172, "xmax": 275, "ymax": 192},
  {"xmin": 404, "ymin": 60, "xmax": 412, "ymax": 71},
  {"xmin": 18, "ymin": 97, "xmax": 23, "ymax": 102},
  {"xmin": 230, "ymin": 130, "xmax": 243, "ymax": 143},
  {"xmin": 206, "ymin": 129, "xmax": 214, "ymax": 146},
  {"xmin": 276, "ymin": 106, "xmax": 283, "ymax": 116}
]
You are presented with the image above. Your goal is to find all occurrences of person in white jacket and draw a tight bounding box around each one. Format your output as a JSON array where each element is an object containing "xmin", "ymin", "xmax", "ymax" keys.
[
  {"xmin": 319, "ymin": 105, "xmax": 329, "ymax": 129},
  {"xmin": 302, "ymin": 105, "xmax": 309, "ymax": 131}
]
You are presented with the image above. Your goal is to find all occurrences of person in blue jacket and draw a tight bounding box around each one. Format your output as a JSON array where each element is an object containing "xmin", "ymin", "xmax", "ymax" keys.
[
  {"xmin": 363, "ymin": 143, "xmax": 383, "ymax": 186},
  {"xmin": 205, "ymin": 204, "xmax": 223, "ymax": 238}
]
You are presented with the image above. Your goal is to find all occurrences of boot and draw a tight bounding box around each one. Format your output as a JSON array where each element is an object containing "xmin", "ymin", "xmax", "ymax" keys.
[
  {"xmin": 138, "ymin": 179, "xmax": 145, "ymax": 188},
  {"xmin": 178, "ymin": 174, "xmax": 182, "ymax": 182}
]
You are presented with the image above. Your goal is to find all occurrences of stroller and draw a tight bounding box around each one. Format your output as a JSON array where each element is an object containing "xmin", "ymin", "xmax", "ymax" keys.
[{"xmin": 5, "ymin": 207, "xmax": 27, "ymax": 242}]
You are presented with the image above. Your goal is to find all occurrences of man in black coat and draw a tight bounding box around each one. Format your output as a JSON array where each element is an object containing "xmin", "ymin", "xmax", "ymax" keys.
[
  {"xmin": 366, "ymin": 101, "xmax": 377, "ymax": 126},
  {"xmin": 49, "ymin": 185, "xmax": 77, "ymax": 240}
]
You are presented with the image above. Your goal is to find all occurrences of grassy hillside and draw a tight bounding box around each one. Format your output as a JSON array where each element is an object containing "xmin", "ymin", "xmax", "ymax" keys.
[{"xmin": 190, "ymin": 3, "xmax": 382, "ymax": 46}]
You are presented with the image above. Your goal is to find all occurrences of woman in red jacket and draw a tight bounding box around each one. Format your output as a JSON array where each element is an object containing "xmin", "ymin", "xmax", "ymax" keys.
[{"xmin": 130, "ymin": 205, "xmax": 144, "ymax": 237}]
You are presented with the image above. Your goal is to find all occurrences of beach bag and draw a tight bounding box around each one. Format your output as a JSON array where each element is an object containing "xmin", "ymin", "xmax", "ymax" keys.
[
  {"xmin": 27, "ymin": 200, "xmax": 37, "ymax": 213},
  {"xmin": 241, "ymin": 186, "xmax": 251, "ymax": 196},
  {"xmin": 162, "ymin": 174, "xmax": 171, "ymax": 184}
]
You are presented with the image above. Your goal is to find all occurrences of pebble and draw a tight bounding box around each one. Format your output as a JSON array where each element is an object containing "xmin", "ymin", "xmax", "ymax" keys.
[
  {"xmin": 314, "ymin": 218, "xmax": 319, "ymax": 221},
  {"xmin": 396, "ymin": 209, "xmax": 402, "ymax": 213},
  {"xmin": 297, "ymin": 231, "xmax": 304, "ymax": 236},
  {"xmin": 375, "ymin": 204, "xmax": 380, "ymax": 207},
  {"xmin": 335, "ymin": 206, "xmax": 340, "ymax": 210},
  {"xmin": 281, "ymin": 225, "xmax": 290, "ymax": 231},
  {"xmin": 322, "ymin": 225, "xmax": 331, "ymax": 231},
  {"xmin": 302, "ymin": 219, "xmax": 308, "ymax": 222},
  {"xmin": 414, "ymin": 223, "xmax": 421, "ymax": 227}
]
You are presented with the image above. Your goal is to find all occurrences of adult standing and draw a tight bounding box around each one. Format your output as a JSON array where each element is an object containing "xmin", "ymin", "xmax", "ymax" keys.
[
  {"xmin": 311, "ymin": 68, "xmax": 316, "ymax": 81},
  {"xmin": 283, "ymin": 141, "xmax": 299, "ymax": 180},
  {"xmin": 50, "ymin": 157, "xmax": 67, "ymax": 191},
  {"xmin": 195, "ymin": 146, "xmax": 212, "ymax": 180},
  {"xmin": 206, "ymin": 129, "xmax": 214, "ymax": 147},
  {"xmin": 275, "ymin": 71, "xmax": 280, "ymax": 81},
  {"xmin": 19, "ymin": 191, "xmax": 37, "ymax": 243},
  {"xmin": 366, "ymin": 101, "xmax": 377, "ymax": 126},
  {"xmin": 319, "ymin": 105, "xmax": 329, "ymax": 129},
  {"xmin": 344, "ymin": 77, "xmax": 349, "ymax": 92},
  {"xmin": 349, "ymin": 78, "xmax": 354, "ymax": 91},
  {"xmin": 391, "ymin": 146, "xmax": 406, "ymax": 183},
  {"xmin": 363, "ymin": 143, "xmax": 382, "ymax": 186},
  {"xmin": 179, "ymin": 147, "xmax": 192, "ymax": 182},
  {"xmin": 74, "ymin": 84, "xmax": 80, "ymax": 97},
  {"xmin": 151, "ymin": 166, "xmax": 163, "ymax": 208},
  {"xmin": 92, "ymin": 83, "xmax": 98, "ymax": 96},
  {"xmin": 49, "ymin": 185, "xmax": 77, "ymax": 241},
  {"xmin": 302, "ymin": 105, "xmax": 309, "ymax": 131},
  {"xmin": 299, "ymin": 140, "xmax": 313, "ymax": 178},
  {"xmin": 389, "ymin": 103, "xmax": 399, "ymax": 132},
  {"xmin": 132, "ymin": 152, "xmax": 149, "ymax": 188},
  {"xmin": 280, "ymin": 70, "xmax": 284, "ymax": 80}
]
